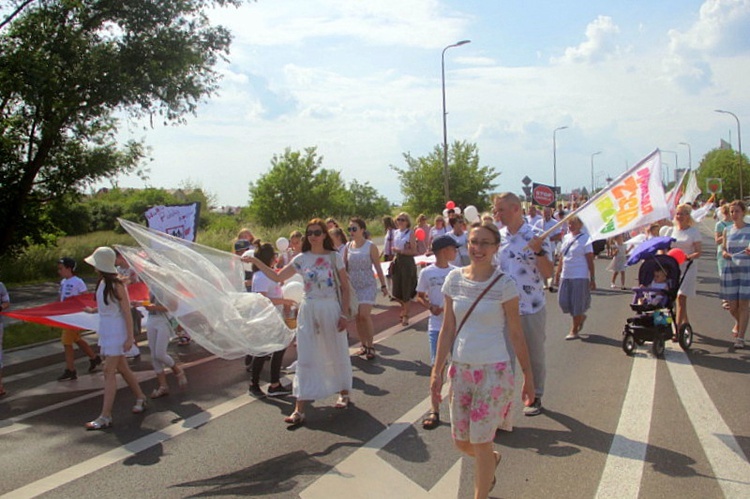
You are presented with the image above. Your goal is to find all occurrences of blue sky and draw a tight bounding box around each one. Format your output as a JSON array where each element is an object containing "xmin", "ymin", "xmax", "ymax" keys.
[{"xmin": 113, "ymin": 0, "xmax": 750, "ymax": 208}]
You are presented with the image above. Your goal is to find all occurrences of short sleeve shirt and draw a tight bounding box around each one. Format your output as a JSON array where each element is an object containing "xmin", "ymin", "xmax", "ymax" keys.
[
  {"xmin": 60, "ymin": 276, "xmax": 87, "ymax": 301},
  {"xmin": 441, "ymin": 267, "xmax": 519, "ymax": 364},
  {"xmin": 497, "ymin": 223, "xmax": 552, "ymax": 315},
  {"xmin": 291, "ymin": 251, "xmax": 344, "ymax": 300},
  {"xmin": 416, "ymin": 264, "xmax": 454, "ymax": 332},
  {"xmin": 559, "ymin": 232, "xmax": 593, "ymax": 279}
]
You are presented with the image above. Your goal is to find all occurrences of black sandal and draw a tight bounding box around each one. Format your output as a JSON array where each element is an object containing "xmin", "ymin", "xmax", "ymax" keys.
[
  {"xmin": 422, "ymin": 411, "xmax": 440, "ymax": 429},
  {"xmin": 365, "ymin": 346, "xmax": 376, "ymax": 360}
]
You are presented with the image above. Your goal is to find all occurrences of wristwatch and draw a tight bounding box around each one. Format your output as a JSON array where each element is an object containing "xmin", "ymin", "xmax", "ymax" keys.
[{"xmin": 534, "ymin": 249, "xmax": 547, "ymax": 257}]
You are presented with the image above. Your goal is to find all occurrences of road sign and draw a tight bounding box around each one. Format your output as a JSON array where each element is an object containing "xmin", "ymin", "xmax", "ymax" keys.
[
  {"xmin": 707, "ymin": 178, "xmax": 723, "ymax": 194},
  {"xmin": 522, "ymin": 175, "xmax": 532, "ymax": 186},
  {"xmin": 532, "ymin": 182, "xmax": 556, "ymax": 206}
]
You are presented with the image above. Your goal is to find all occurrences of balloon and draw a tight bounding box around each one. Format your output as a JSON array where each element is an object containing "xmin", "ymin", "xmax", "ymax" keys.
[
  {"xmin": 415, "ymin": 228, "xmax": 426, "ymax": 241},
  {"xmin": 667, "ymin": 248, "xmax": 687, "ymax": 265},
  {"xmin": 453, "ymin": 207, "xmax": 462, "ymax": 215},
  {"xmin": 276, "ymin": 237, "xmax": 289, "ymax": 252},
  {"xmin": 442, "ymin": 209, "xmax": 449, "ymax": 218},
  {"xmin": 282, "ymin": 281, "xmax": 304, "ymax": 303},
  {"xmin": 286, "ymin": 273, "xmax": 304, "ymax": 286},
  {"xmin": 241, "ymin": 248, "xmax": 254, "ymax": 272},
  {"xmin": 446, "ymin": 200, "xmax": 456, "ymax": 210},
  {"xmin": 464, "ymin": 205, "xmax": 479, "ymax": 223}
]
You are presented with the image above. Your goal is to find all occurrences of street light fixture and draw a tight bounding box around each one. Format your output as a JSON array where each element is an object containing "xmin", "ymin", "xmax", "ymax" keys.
[
  {"xmin": 715, "ymin": 109, "xmax": 743, "ymax": 199},
  {"xmin": 553, "ymin": 126, "xmax": 568, "ymax": 196},
  {"xmin": 441, "ymin": 39, "xmax": 471, "ymax": 202},
  {"xmin": 679, "ymin": 141, "xmax": 692, "ymax": 169},
  {"xmin": 590, "ymin": 151, "xmax": 602, "ymax": 194}
]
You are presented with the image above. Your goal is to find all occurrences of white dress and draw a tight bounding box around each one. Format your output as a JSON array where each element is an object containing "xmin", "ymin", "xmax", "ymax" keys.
[
  {"xmin": 291, "ymin": 252, "xmax": 353, "ymax": 400},
  {"xmin": 96, "ymin": 281, "xmax": 129, "ymax": 356}
]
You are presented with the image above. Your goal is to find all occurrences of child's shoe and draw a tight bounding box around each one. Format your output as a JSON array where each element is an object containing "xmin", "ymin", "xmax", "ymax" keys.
[
  {"xmin": 88, "ymin": 355, "xmax": 102, "ymax": 373},
  {"xmin": 58, "ymin": 369, "xmax": 77, "ymax": 381}
]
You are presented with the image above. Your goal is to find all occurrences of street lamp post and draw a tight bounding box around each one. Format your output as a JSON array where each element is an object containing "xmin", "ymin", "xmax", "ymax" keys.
[
  {"xmin": 553, "ymin": 126, "xmax": 568, "ymax": 196},
  {"xmin": 679, "ymin": 141, "xmax": 692, "ymax": 169},
  {"xmin": 662, "ymin": 149, "xmax": 679, "ymax": 186},
  {"xmin": 590, "ymin": 151, "xmax": 602, "ymax": 194},
  {"xmin": 441, "ymin": 39, "xmax": 471, "ymax": 202},
  {"xmin": 715, "ymin": 109, "xmax": 743, "ymax": 199}
]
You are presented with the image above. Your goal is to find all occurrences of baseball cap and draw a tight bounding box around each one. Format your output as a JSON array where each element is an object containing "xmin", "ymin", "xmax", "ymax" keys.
[
  {"xmin": 431, "ymin": 235, "xmax": 460, "ymax": 253},
  {"xmin": 234, "ymin": 239, "xmax": 252, "ymax": 252},
  {"xmin": 58, "ymin": 257, "xmax": 77, "ymax": 270}
]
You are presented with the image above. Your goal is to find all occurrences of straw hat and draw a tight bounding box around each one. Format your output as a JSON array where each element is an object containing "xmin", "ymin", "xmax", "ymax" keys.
[{"xmin": 84, "ymin": 247, "xmax": 118, "ymax": 274}]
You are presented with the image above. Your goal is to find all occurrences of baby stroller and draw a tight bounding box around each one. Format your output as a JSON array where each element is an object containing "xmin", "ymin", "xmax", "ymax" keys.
[{"xmin": 621, "ymin": 236, "xmax": 694, "ymax": 357}]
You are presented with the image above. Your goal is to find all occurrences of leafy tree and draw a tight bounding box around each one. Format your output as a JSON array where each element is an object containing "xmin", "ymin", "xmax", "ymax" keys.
[
  {"xmin": 247, "ymin": 147, "xmax": 389, "ymax": 227},
  {"xmin": 696, "ymin": 148, "xmax": 750, "ymax": 201},
  {"xmin": 392, "ymin": 141, "xmax": 500, "ymax": 215},
  {"xmin": 0, "ymin": 0, "xmax": 239, "ymax": 255}
]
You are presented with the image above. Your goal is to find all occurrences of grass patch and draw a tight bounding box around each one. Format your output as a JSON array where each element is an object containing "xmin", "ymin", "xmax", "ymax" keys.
[{"xmin": 3, "ymin": 321, "xmax": 61, "ymax": 350}]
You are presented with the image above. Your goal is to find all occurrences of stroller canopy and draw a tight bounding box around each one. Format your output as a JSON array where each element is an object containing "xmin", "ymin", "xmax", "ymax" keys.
[{"xmin": 627, "ymin": 236, "xmax": 675, "ymax": 266}]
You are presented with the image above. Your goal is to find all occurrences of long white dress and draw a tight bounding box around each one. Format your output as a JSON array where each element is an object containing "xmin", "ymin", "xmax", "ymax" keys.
[{"xmin": 291, "ymin": 251, "xmax": 353, "ymax": 400}]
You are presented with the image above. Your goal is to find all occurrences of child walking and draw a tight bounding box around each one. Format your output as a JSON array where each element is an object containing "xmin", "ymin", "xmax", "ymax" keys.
[
  {"xmin": 608, "ymin": 234, "xmax": 628, "ymax": 290},
  {"xmin": 143, "ymin": 288, "xmax": 187, "ymax": 398},
  {"xmin": 83, "ymin": 247, "xmax": 148, "ymax": 430},
  {"xmin": 57, "ymin": 257, "xmax": 101, "ymax": 381},
  {"xmin": 416, "ymin": 235, "xmax": 458, "ymax": 429}
]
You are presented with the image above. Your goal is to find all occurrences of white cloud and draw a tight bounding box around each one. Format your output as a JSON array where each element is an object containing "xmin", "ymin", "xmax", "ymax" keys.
[
  {"xmin": 551, "ymin": 15, "xmax": 622, "ymax": 64},
  {"xmin": 664, "ymin": 0, "xmax": 750, "ymax": 92}
]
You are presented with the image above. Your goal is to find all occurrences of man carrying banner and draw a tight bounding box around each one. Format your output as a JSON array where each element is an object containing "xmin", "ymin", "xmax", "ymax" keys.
[
  {"xmin": 494, "ymin": 192, "xmax": 554, "ymax": 416},
  {"xmin": 535, "ymin": 206, "xmax": 563, "ymax": 292}
]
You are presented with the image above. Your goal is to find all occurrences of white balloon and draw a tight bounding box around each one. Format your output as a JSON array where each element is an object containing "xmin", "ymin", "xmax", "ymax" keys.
[
  {"xmin": 286, "ymin": 273, "xmax": 304, "ymax": 286},
  {"xmin": 276, "ymin": 237, "xmax": 289, "ymax": 252},
  {"xmin": 442, "ymin": 209, "xmax": 449, "ymax": 218},
  {"xmin": 464, "ymin": 205, "xmax": 479, "ymax": 223},
  {"xmin": 453, "ymin": 206, "xmax": 462, "ymax": 215},
  {"xmin": 241, "ymin": 249, "xmax": 254, "ymax": 272},
  {"xmin": 282, "ymin": 281, "xmax": 304, "ymax": 303}
]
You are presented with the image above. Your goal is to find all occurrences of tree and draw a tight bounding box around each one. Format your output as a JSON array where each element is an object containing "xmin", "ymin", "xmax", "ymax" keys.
[
  {"xmin": 391, "ymin": 140, "xmax": 500, "ymax": 215},
  {"xmin": 0, "ymin": 0, "xmax": 239, "ymax": 255},
  {"xmin": 696, "ymin": 148, "xmax": 750, "ymax": 201},
  {"xmin": 344, "ymin": 179, "xmax": 391, "ymax": 220}
]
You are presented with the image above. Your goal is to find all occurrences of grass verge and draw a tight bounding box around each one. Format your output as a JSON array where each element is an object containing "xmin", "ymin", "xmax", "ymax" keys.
[{"xmin": 3, "ymin": 321, "xmax": 61, "ymax": 350}]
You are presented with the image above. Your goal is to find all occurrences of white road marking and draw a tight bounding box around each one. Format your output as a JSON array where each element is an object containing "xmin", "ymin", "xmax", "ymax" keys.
[
  {"xmin": 0, "ymin": 392, "xmax": 257, "ymax": 499},
  {"xmin": 664, "ymin": 344, "xmax": 750, "ymax": 497},
  {"xmin": 596, "ymin": 351, "xmax": 657, "ymax": 499},
  {"xmin": 301, "ymin": 385, "xmax": 457, "ymax": 499}
]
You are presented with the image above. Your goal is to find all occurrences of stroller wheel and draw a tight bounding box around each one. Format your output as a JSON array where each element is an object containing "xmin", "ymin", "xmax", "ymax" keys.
[
  {"xmin": 678, "ymin": 323, "xmax": 693, "ymax": 351},
  {"xmin": 622, "ymin": 333, "xmax": 636, "ymax": 356},
  {"xmin": 652, "ymin": 337, "xmax": 665, "ymax": 358}
]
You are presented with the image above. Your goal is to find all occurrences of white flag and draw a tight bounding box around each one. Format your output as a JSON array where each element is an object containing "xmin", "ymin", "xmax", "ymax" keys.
[{"xmin": 680, "ymin": 170, "xmax": 702, "ymax": 205}]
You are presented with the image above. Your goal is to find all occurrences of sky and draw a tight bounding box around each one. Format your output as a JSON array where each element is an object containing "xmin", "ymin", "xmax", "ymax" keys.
[{"xmin": 111, "ymin": 0, "xmax": 750, "ymax": 208}]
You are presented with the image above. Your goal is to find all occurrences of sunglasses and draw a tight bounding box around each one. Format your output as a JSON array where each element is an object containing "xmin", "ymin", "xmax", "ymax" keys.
[
  {"xmin": 306, "ymin": 229, "xmax": 324, "ymax": 237},
  {"xmin": 347, "ymin": 226, "xmax": 358, "ymax": 232},
  {"xmin": 396, "ymin": 218, "xmax": 406, "ymax": 222}
]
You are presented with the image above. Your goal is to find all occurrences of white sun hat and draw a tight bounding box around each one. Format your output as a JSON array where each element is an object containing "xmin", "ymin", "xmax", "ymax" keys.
[{"xmin": 84, "ymin": 246, "xmax": 118, "ymax": 274}]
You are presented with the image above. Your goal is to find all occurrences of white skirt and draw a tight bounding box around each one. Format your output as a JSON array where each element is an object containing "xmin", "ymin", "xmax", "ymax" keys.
[{"xmin": 293, "ymin": 297, "xmax": 353, "ymax": 401}]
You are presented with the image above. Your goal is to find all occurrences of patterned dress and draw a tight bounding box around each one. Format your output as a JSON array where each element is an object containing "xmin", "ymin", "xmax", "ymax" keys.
[
  {"xmin": 346, "ymin": 240, "xmax": 377, "ymax": 305},
  {"xmin": 720, "ymin": 224, "xmax": 750, "ymax": 301},
  {"xmin": 291, "ymin": 252, "xmax": 353, "ymax": 400}
]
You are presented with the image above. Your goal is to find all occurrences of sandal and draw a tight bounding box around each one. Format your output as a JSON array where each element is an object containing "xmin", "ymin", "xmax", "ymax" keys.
[
  {"xmin": 334, "ymin": 394, "xmax": 350, "ymax": 409},
  {"xmin": 284, "ymin": 411, "xmax": 305, "ymax": 425},
  {"xmin": 150, "ymin": 386, "xmax": 169, "ymax": 399},
  {"xmin": 365, "ymin": 346, "xmax": 376, "ymax": 360},
  {"xmin": 132, "ymin": 398, "xmax": 148, "ymax": 414},
  {"xmin": 422, "ymin": 411, "xmax": 440, "ymax": 430},
  {"xmin": 354, "ymin": 346, "xmax": 367, "ymax": 356},
  {"xmin": 489, "ymin": 451, "xmax": 502, "ymax": 492},
  {"xmin": 401, "ymin": 315, "xmax": 409, "ymax": 326},
  {"xmin": 176, "ymin": 370, "xmax": 188, "ymax": 388},
  {"xmin": 85, "ymin": 415, "xmax": 112, "ymax": 431}
]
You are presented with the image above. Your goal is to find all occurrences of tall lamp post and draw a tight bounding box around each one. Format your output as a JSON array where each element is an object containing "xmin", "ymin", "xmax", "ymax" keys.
[
  {"xmin": 679, "ymin": 141, "xmax": 692, "ymax": 169},
  {"xmin": 715, "ymin": 109, "xmax": 743, "ymax": 199},
  {"xmin": 662, "ymin": 149, "xmax": 678, "ymax": 185},
  {"xmin": 590, "ymin": 151, "xmax": 602, "ymax": 194},
  {"xmin": 553, "ymin": 125, "xmax": 568, "ymax": 196},
  {"xmin": 441, "ymin": 39, "xmax": 471, "ymax": 202}
]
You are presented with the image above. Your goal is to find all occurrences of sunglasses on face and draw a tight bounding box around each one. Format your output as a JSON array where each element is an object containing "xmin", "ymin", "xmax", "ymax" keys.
[
  {"xmin": 306, "ymin": 229, "xmax": 324, "ymax": 237},
  {"xmin": 396, "ymin": 218, "xmax": 406, "ymax": 222},
  {"xmin": 347, "ymin": 226, "xmax": 358, "ymax": 232}
]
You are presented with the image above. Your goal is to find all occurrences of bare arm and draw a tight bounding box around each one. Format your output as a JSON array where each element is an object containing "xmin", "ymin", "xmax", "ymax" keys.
[
  {"xmin": 586, "ymin": 252, "xmax": 596, "ymax": 289},
  {"xmin": 430, "ymin": 295, "xmax": 456, "ymax": 407},
  {"xmin": 116, "ymin": 282, "xmax": 135, "ymax": 350},
  {"xmin": 370, "ymin": 242, "xmax": 388, "ymax": 294},
  {"xmin": 688, "ymin": 240, "xmax": 702, "ymax": 261},
  {"xmin": 243, "ymin": 256, "xmax": 297, "ymax": 283}
]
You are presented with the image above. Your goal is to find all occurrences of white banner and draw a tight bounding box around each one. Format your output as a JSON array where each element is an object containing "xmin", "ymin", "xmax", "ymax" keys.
[{"xmin": 144, "ymin": 202, "xmax": 200, "ymax": 242}]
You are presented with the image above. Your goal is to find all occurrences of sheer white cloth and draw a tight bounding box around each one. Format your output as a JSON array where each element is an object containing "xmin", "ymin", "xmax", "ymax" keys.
[{"xmin": 117, "ymin": 219, "xmax": 294, "ymax": 359}]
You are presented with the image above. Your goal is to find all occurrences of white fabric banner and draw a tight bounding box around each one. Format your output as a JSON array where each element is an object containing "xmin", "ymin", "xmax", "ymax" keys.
[
  {"xmin": 144, "ymin": 202, "xmax": 200, "ymax": 242},
  {"xmin": 680, "ymin": 170, "xmax": 702, "ymax": 205}
]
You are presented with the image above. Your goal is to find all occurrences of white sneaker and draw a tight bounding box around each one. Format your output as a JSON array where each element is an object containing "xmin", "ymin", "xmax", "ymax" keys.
[{"xmin": 734, "ymin": 338, "xmax": 745, "ymax": 349}]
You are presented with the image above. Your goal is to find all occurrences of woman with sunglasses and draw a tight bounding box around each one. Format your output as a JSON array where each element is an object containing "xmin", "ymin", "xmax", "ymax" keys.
[
  {"xmin": 244, "ymin": 218, "xmax": 353, "ymax": 425},
  {"xmin": 345, "ymin": 217, "xmax": 388, "ymax": 359},
  {"xmin": 392, "ymin": 212, "xmax": 418, "ymax": 325}
]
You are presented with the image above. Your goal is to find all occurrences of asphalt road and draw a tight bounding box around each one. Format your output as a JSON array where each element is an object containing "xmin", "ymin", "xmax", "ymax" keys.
[{"xmin": 1, "ymin": 219, "xmax": 748, "ymax": 498}]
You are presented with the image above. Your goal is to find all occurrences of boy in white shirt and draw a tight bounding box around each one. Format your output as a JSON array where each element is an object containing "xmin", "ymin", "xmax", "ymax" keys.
[
  {"xmin": 57, "ymin": 257, "xmax": 101, "ymax": 381},
  {"xmin": 416, "ymin": 235, "xmax": 458, "ymax": 429}
]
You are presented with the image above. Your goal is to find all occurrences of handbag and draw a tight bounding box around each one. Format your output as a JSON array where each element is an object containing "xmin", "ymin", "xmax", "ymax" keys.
[{"xmin": 330, "ymin": 252, "xmax": 359, "ymax": 319}]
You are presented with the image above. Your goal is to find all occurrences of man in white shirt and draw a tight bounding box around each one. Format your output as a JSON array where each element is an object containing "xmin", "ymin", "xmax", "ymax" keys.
[
  {"xmin": 534, "ymin": 206, "xmax": 563, "ymax": 292},
  {"xmin": 447, "ymin": 217, "xmax": 469, "ymax": 266},
  {"xmin": 494, "ymin": 193, "xmax": 554, "ymax": 416},
  {"xmin": 525, "ymin": 205, "xmax": 543, "ymax": 227}
]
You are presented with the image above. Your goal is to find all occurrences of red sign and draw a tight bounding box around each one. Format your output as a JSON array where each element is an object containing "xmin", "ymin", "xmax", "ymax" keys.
[{"xmin": 532, "ymin": 183, "xmax": 555, "ymax": 206}]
